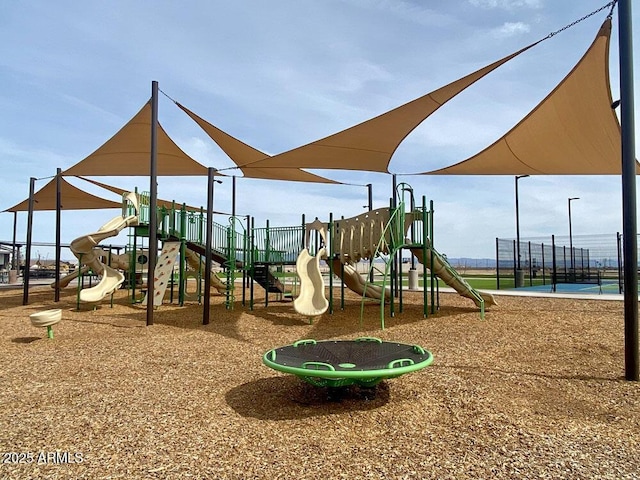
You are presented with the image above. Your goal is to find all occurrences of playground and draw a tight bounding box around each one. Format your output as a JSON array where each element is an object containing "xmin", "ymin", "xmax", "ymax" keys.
[
  {"xmin": 2, "ymin": 3, "xmax": 639, "ymax": 478},
  {"xmin": 1, "ymin": 285, "xmax": 638, "ymax": 478}
]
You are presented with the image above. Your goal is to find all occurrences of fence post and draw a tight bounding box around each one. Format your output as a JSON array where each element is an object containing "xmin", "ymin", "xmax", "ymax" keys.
[
  {"xmin": 527, "ymin": 241, "xmax": 532, "ymax": 286},
  {"xmin": 541, "ymin": 242, "xmax": 546, "ymax": 286},
  {"xmin": 617, "ymin": 232, "xmax": 624, "ymax": 294},
  {"xmin": 512, "ymin": 240, "xmax": 517, "ymax": 288},
  {"xmin": 552, "ymin": 235, "xmax": 557, "ymax": 292},
  {"xmin": 495, "ymin": 238, "xmax": 500, "ymax": 290}
]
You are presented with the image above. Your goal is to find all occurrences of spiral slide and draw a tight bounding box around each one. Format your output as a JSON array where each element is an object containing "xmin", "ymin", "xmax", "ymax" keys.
[
  {"xmin": 69, "ymin": 213, "xmax": 139, "ymax": 303},
  {"xmin": 67, "ymin": 193, "xmax": 139, "ymax": 303}
]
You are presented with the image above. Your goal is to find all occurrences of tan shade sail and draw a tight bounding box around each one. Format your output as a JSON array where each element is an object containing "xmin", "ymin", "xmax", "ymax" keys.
[
  {"xmin": 63, "ymin": 102, "xmax": 212, "ymax": 177},
  {"xmin": 229, "ymin": 166, "xmax": 340, "ymax": 183},
  {"xmin": 177, "ymin": 103, "xmax": 340, "ymax": 184},
  {"xmin": 237, "ymin": 41, "xmax": 539, "ymax": 174},
  {"xmin": 3, "ymin": 177, "xmax": 122, "ymax": 212},
  {"xmin": 75, "ymin": 176, "xmax": 225, "ymax": 214},
  {"xmin": 424, "ymin": 20, "xmax": 636, "ymax": 175}
]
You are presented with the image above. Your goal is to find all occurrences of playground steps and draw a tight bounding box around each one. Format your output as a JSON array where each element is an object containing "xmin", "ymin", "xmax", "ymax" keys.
[
  {"xmin": 252, "ymin": 263, "xmax": 287, "ymax": 294},
  {"xmin": 142, "ymin": 241, "xmax": 180, "ymax": 306},
  {"xmin": 183, "ymin": 240, "xmax": 243, "ymax": 269},
  {"xmin": 183, "ymin": 238, "xmax": 288, "ymax": 295}
]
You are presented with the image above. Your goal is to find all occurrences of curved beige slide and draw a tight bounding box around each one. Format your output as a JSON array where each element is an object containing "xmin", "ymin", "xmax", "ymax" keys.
[
  {"xmin": 294, "ymin": 248, "xmax": 329, "ymax": 316},
  {"xmin": 69, "ymin": 212, "xmax": 139, "ymax": 303},
  {"xmin": 410, "ymin": 247, "xmax": 497, "ymax": 307},
  {"xmin": 77, "ymin": 265, "xmax": 125, "ymax": 303},
  {"xmin": 330, "ymin": 258, "xmax": 389, "ymax": 301}
]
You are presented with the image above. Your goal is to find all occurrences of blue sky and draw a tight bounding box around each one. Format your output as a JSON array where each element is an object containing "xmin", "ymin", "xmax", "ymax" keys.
[{"xmin": 0, "ymin": 0, "xmax": 637, "ymax": 262}]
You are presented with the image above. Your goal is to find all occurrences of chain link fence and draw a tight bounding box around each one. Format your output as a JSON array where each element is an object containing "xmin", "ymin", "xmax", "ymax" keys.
[{"xmin": 496, "ymin": 233, "xmax": 627, "ymax": 291}]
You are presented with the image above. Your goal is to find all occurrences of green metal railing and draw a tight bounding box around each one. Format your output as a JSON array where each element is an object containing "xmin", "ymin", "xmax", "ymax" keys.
[
  {"xmin": 252, "ymin": 224, "xmax": 304, "ymax": 264},
  {"xmin": 135, "ymin": 194, "xmax": 304, "ymax": 308}
]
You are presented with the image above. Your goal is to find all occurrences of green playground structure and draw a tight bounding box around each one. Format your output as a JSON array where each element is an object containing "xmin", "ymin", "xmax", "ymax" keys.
[{"xmin": 64, "ymin": 180, "xmax": 493, "ymax": 327}]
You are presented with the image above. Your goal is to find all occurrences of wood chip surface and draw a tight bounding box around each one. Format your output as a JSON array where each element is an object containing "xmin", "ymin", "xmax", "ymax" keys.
[{"xmin": 1, "ymin": 285, "xmax": 639, "ymax": 479}]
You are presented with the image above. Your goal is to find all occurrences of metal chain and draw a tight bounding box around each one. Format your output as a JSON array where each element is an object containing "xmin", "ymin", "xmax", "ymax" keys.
[{"xmin": 546, "ymin": 1, "xmax": 617, "ymax": 39}]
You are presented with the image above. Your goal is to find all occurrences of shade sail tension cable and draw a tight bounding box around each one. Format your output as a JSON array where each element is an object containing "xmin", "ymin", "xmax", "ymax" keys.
[{"xmin": 546, "ymin": 1, "xmax": 617, "ymax": 40}]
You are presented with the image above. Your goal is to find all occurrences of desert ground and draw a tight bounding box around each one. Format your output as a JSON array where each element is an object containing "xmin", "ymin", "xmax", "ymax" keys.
[{"xmin": 1, "ymin": 284, "xmax": 639, "ymax": 479}]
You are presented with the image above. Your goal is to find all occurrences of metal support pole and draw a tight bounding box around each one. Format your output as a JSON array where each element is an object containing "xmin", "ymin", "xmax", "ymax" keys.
[
  {"xmin": 250, "ymin": 216, "xmax": 255, "ymax": 311},
  {"xmin": 12, "ymin": 211, "xmax": 17, "ymax": 270},
  {"xmin": 512, "ymin": 240, "xmax": 517, "ymax": 285},
  {"xmin": 203, "ymin": 167, "xmax": 216, "ymax": 325},
  {"xmin": 568, "ymin": 197, "xmax": 579, "ymax": 271},
  {"xmin": 617, "ymin": 232, "xmax": 624, "ymax": 294},
  {"xmin": 429, "ymin": 200, "xmax": 436, "ymax": 314},
  {"xmin": 515, "ymin": 175, "xmax": 529, "ymax": 274},
  {"xmin": 54, "ymin": 168, "xmax": 61, "ymax": 302},
  {"xmin": 551, "ymin": 235, "xmax": 557, "ymax": 293},
  {"xmin": 147, "ymin": 80, "xmax": 159, "ymax": 326},
  {"xmin": 495, "ymin": 238, "xmax": 500, "ymax": 290},
  {"xmin": 422, "ymin": 196, "xmax": 428, "ymax": 317},
  {"xmin": 528, "ymin": 241, "xmax": 533, "ymax": 287},
  {"xmin": 232, "ymin": 176, "xmax": 236, "ymax": 218},
  {"xmin": 618, "ymin": 0, "xmax": 638, "ymax": 381},
  {"xmin": 245, "ymin": 214, "xmax": 251, "ymax": 292},
  {"xmin": 329, "ymin": 212, "xmax": 334, "ymax": 314},
  {"xmin": 22, "ymin": 177, "xmax": 36, "ymax": 305},
  {"xmin": 367, "ymin": 183, "xmax": 374, "ymax": 283},
  {"xmin": 541, "ymin": 243, "xmax": 546, "ymax": 286},
  {"xmin": 391, "ymin": 175, "xmax": 398, "ymax": 311}
]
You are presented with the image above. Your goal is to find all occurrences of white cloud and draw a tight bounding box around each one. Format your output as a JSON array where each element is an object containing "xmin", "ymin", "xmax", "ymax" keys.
[
  {"xmin": 492, "ymin": 21, "xmax": 531, "ymax": 38},
  {"xmin": 346, "ymin": 0, "xmax": 455, "ymax": 27},
  {"xmin": 469, "ymin": 0, "xmax": 543, "ymax": 9},
  {"xmin": 0, "ymin": 138, "xmax": 69, "ymax": 172}
]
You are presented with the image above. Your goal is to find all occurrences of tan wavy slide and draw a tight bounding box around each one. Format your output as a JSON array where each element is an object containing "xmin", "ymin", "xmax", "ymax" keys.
[
  {"xmin": 410, "ymin": 247, "xmax": 497, "ymax": 307},
  {"xmin": 294, "ymin": 248, "xmax": 329, "ymax": 316},
  {"xmin": 330, "ymin": 258, "xmax": 389, "ymax": 301}
]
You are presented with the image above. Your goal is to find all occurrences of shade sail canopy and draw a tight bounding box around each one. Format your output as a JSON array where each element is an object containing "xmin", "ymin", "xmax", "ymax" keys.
[
  {"xmin": 229, "ymin": 166, "xmax": 340, "ymax": 183},
  {"xmin": 177, "ymin": 104, "xmax": 340, "ymax": 184},
  {"xmin": 235, "ymin": 41, "xmax": 539, "ymax": 174},
  {"xmin": 424, "ymin": 20, "xmax": 636, "ymax": 175},
  {"xmin": 63, "ymin": 102, "xmax": 211, "ymax": 177},
  {"xmin": 3, "ymin": 177, "xmax": 122, "ymax": 212},
  {"xmin": 76, "ymin": 176, "xmax": 224, "ymax": 214}
]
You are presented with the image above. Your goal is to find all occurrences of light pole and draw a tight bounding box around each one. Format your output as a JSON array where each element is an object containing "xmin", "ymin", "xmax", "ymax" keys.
[
  {"xmin": 568, "ymin": 197, "xmax": 579, "ymax": 271},
  {"xmin": 515, "ymin": 175, "xmax": 529, "ymax": 286}
]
